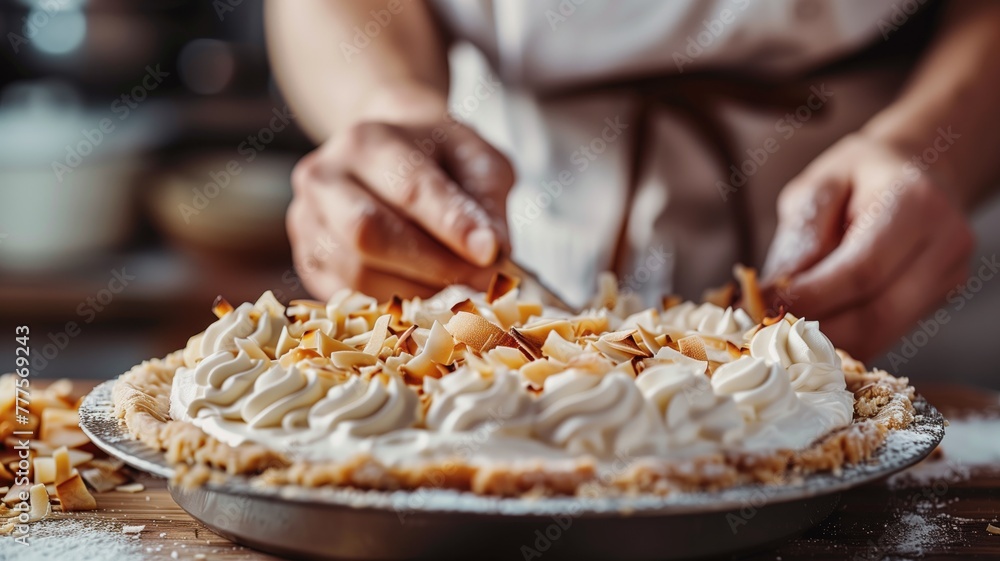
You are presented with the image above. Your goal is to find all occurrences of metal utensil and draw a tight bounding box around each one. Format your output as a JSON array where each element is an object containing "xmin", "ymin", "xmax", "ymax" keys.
[{"xmin": 496, "ymin": 257, "xmax": 576, "ymax": 313}]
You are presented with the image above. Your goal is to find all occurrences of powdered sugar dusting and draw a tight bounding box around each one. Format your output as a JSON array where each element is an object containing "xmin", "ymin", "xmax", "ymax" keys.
[
  {"xmin": 890, "ymin": 414, "xmax": 1000, "ymax": 488},
  {"xmin": 0, "ymin": 517, "xmax": 142, "ymax": 561}
]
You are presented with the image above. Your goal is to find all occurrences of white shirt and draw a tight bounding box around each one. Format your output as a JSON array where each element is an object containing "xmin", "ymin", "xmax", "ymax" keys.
[{"xmin": 432, "ymin": 0, "xmax": 928, "ymax": 305}]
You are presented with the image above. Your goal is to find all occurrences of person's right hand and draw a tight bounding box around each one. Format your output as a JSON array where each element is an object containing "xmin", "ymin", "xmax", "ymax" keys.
[{"xmin": 287, "ymin": 118, "xmax": 515, "ymax": 301}]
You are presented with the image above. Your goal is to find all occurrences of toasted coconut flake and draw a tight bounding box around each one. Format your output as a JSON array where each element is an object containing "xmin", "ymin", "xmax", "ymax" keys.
[
  {"xmin": 45, "ymin": 379, "xmax": 75, "ymax": 403},
  {"xmin": 385, "ymin": 295, "xmax": 405, "ymax": 326},
  {"xmin": 573, "ymin": 314, "xmax": 610, "ymax": 337},
  {"xmin": 3, "ymin": 483, "xmax": 28, "ymax": 507},
  {"xmin": 234, "ymin": 338, "xmax": 269, "ymax": 361},
  {"xmin": 315, "ymin": 330, "xmax": 354, "ymax": 357},
  {"xmin": 56, "ymin": 473, "xmax": 97, "ymax": 511},
  {"xmin": 520, "ymin": 358, "xmax": 565, "ymax": 389},
  {"xmin": 541, "ymin": 331, "xmax": 585, "ymax": 363},
  {"xmin": 41, "ymin": 428, "xmax": 89, "ymax": 450},
  {"xmin": 115, "ymin": 482, "xmax": 145, "ymax": 493},
  {"xmin": 593, "ymin": 330, "xmax": 650, "ymax": 362},
  {"xmin": 677, "ymin": 335, "xmax": 708, "ymax": 362},
  {"xmin": 363, "ymin": 314, "xmax": 392, "ymax": 356},
  {"xmin": 661, "ymin": 295, "xmax": 682, "ymax": 311},
  {"xmin": 211, "ymin": 296, "xmax": 235, "ymax": 319},
  {"xmin": 702, "ymin": 282, "xmax": 736, "ymax": 308},
  {"xmin": 726, "ymin": 341, "xmax": 742, "ymax": 360},
  {"xmin": 39, "ymin": 408, "xmax": 79, "ymax": 441},
  {"xmin": 450, "ymin": 298, "xmax": 480, "ymax": 315},
  {"xmin": 486, "ymin": 272, "xmax": 520, "ymax": 304},
  {"xmin": 279, "ymin": 346, "xmax": 321, "ymax": 368},
  {"xmin": 762, "ymin": 311, "xmax": 788, "ymax": 327},
  {"xmin": 491, "ymin": 289, "xmax": 522, "ymax": 330},
  {"xmin": 275, "ymin": 326, "xmax": 300, "ymax": 359},
  {"xmin": 394, "ymin": 325, "xmax": 418, "ymax": 355},
  {"xmin": 330, "ymin": 351, "xmax": 379, "ymax": 370},
  {"xmin": 81, "ymin": 467, "xmax": 128, "ymax": 493},
  {"xmin": 517, "ymin": 301, "xmax": 544, "ymax": 323},
  {"xmin": 445, "ymin": 312, "xmax": 518, "ymax": 353},
  {"xmin": 734, "ymin": 264, "xmax": 766, "ymax": 324},
  {"xmin": 516, "ymin": 320, "xmax": 574, "ymax": 348},
  {"xmin": 53, "ymin": 446, "xmax": 72, "ymax": 485},
  {"xmin": 509, "ymin": 328, "xmax": 543, "ymax": 361},
  {"xmin": 27, "ymin": 483, "xmax": 50, "ymax": 522},
  {"xmin": 486, "ymin": 347, "xmax": 530, "ymax": 369},
  {"xmin": 33, "ymin": 457, "xmax": 57, "ymax": 484},
  {"xmin": 121, "ymin": 524, "xmax": 145, "ymax": 534},
  {"xmin": 987, "ymin": 523, "xmax": 1000, "ymax": 535},
  {"xmin": 636, "ymin": 324, "xmax": 663, "ymax": 355},
  {"xmin": 401, "ymin": 322, "xmax": 455, "ymax": 379},
  {"xmin": 630, "ymin": 356, "xmax": 646, "ymax": 375},
  {"xmin": 590, "ymin": 272, "xmax": 618, "ymax": 310}
]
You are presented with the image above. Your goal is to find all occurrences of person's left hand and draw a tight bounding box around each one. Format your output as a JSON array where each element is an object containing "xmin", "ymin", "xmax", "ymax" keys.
[{"xmin": 761, "ymin": 133, "xmax": 975, "ymax": 361}]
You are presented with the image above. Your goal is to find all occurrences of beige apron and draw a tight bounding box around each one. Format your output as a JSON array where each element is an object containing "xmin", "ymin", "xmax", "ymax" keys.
[{"xmin": 433, "ymin": 0, "xmax": 937, "ymax": 306}]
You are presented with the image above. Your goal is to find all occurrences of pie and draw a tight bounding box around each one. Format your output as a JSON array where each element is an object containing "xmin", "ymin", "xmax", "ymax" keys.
[{"xmin": 112, "ymin": 269, "xmax": 916, "ymax": 496}]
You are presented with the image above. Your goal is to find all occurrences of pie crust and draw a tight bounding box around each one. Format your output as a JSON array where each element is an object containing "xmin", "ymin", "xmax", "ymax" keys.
[{"xmin": 112, "ymin": 272, "xmax": 916, "ymax": 496}]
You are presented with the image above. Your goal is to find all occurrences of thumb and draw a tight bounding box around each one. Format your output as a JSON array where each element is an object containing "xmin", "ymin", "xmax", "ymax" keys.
[{"xmin": 762, "ymin": 176, "xmax": 850, "ymax": 284}]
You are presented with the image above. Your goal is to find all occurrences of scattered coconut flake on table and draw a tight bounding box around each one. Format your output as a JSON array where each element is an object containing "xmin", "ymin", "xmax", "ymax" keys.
[
  {"xmin": 121, "ymin": 524, "xmax": 145, "ymax": 534},
  {"xmin": 0, "ymin": 519, "xmax": 142, "ymax": 561}
]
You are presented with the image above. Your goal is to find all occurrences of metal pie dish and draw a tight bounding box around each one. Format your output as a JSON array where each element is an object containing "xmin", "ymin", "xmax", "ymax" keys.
[{"xmin": 80, "ymin": 379, "xmax": 944, "ymax": 560}]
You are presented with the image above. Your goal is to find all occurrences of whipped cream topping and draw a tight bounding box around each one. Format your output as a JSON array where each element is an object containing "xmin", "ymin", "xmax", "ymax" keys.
[{"xmin": 169, "ymin": 275, "xmax": 857, "ymax": 468}]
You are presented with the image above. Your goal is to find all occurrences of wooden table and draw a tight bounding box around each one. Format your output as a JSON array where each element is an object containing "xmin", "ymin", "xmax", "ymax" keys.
[{"xmin": 44, "ymin": 381, "xmax": 1000, "ymax": 560}]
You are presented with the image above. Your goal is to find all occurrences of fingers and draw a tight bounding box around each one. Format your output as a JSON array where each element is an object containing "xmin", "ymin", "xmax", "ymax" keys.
[
  {"xmin": 287, "ymin": 196, "xmax": 439, "ymax": 301},
  {"xmin": 297, "ymin": 163, "xmax": 494, "ymax": 288},
  {"xmin": 817, "ymin": 215, "xmax": 974, "ymax": 360},
  {"xmin": 785, "ymin": 180, "xmax": 944, "ymax": 320},
  {"xmin": 336, "ymin": 122, "xmax": 500, "ymax": 267},
  {"xmin": 761, "ymin": 175, "xmax": 850, "ymax": 284},
  {"xmin": 438, "ymin": 124, "xmax": 516, "ymax": 231}
]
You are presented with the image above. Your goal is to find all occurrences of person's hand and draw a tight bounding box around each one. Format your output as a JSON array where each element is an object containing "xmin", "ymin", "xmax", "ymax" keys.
[
  {"xmin": 761, "ymin": 133, "xmax": 975, "ymax": 361},
  {"xmin": 287, "ymin": 117, "xmax": 515, "ymax": 301}
]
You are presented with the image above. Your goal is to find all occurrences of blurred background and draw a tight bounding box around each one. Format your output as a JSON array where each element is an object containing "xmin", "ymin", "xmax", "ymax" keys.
[
  {"xmin": 0, "ymin": 0, "xmax": 313, "ymax": 379},
  {"xmin": 0, "ymin": 0, "xmax": 997, "ymax": 389}
]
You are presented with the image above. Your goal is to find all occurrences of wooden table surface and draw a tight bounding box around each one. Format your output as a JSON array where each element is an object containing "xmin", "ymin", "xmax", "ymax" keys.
[{"xmin": 39, "ymin": 381, "xmax": 1000, "ymax": 560}]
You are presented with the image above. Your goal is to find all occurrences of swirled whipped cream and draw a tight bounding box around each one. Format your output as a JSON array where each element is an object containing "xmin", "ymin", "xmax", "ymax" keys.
[{"xmin": 169, "ymin": 274, "xmax": 856, "ymax": 467}]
